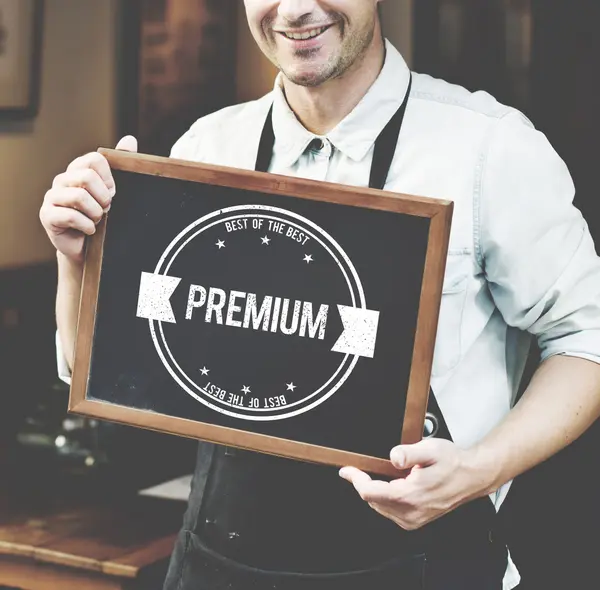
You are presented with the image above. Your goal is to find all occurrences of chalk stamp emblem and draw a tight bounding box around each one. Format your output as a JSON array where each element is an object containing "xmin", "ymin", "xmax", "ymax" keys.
[{"xmin": 136, "ymin": 205, "xmax": 380, "ymax": 421}]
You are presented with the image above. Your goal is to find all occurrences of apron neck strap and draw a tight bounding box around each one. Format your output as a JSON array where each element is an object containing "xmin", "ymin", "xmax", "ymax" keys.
[
  {"xmin": 255, "ymin": 103, "xmax": 276, "ymax": 176},
  {"xmin": 369, "ymin": 75, "xmax": 412, "ymax": 191}
]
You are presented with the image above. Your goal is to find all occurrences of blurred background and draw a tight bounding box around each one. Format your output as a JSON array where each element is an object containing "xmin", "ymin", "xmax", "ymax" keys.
[{"xmin": 0, "ymin": 0, "xmax": 598, "ymax": 588}]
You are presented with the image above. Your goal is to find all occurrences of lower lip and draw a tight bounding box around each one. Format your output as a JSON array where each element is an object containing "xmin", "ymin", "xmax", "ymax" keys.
[{"xmin": 278, "ymin": 27, "xmax": 332, "ymax": 50}]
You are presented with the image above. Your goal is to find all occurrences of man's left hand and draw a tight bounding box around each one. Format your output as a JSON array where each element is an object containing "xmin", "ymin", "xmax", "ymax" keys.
[{"xmin": 339, "ymin": 439, "xmax": 493, "ymax": 530}]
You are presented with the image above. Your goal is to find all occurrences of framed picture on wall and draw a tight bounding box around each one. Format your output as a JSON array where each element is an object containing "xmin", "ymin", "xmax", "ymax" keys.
[
  {"xmin": 118, "ymin": 0, "xmax": 239, "ymax": 157},
  {"xmin": 0, "ymin": 0, "xmax": 43, "ymax": 119}
]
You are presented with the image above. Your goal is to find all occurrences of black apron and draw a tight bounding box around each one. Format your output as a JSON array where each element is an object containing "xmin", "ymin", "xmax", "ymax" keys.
[{"xmin": 165, "ymin": 78, "xmax": 506, "ymax": 590}]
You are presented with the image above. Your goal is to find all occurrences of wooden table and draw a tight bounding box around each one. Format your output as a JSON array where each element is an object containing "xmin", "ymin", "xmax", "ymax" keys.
[{"xmin": 0, "ymin": 488, "xmax": 182, "ymax": 589}]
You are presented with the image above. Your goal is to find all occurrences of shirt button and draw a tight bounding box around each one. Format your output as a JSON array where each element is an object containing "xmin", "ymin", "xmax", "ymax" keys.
[{"xmin": 423, "ymin": 412, "xmax": 439, "ymax": 438}]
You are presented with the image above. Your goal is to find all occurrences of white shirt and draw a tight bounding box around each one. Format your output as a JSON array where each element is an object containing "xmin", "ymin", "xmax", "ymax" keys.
[{"xmin": 59, "ymin": 40, "xmax": 600, "ymax": 590}]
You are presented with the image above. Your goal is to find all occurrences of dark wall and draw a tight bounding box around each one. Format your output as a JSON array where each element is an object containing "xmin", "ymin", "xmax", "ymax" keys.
[
  {"xmin": 530, "ymin": 1, "xmax": 600, "ymax": 242},
  {"xmin": 413, "ymin": 2, "xmax": 600, "ymax": 588},
  {"xmin": 0, "ymin": 263, "xmax": 58, "ymax": 454},
  {"xmin": 505, "ymin": 3, "xmax": 600, "ymax": 589}
]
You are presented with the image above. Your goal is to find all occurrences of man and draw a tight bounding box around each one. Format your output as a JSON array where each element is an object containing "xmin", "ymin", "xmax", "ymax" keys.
[{"xmin": 40, "ymin": 1, "xmax": 600, "ymax": 589}]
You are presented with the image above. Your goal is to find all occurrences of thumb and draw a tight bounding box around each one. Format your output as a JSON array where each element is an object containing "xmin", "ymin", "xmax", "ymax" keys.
[
  {"xmin": 390, "ymin": 441, "xmax": 439, "ymax": 470},
  {"xmin": 115, "ymin": 135, "xmax": 138, "ymax": 153}
]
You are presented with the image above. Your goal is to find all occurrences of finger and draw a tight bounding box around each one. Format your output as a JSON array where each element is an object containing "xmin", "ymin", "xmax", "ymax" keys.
[
  {"xmin": 44, "ymin": 206, "xmax": 97, "ymax": 236},
  {"xmin": 46, "ymin": 187, "xmax": 105, "ymax": 224},
  {"xmin": 53, "ymin": 169, "xmax": 112, "ymax": 210},
  {"xmin": 369, "ymin": 502, "xmax": 422, "ymax": 531},
  {"xmin": 339, "ymin": 467, "xmax": 394, "ymax": 503},
  {"xmin": 339, "ymin": 467, "xmax": 372, "ymax": 485},
  {"xmin": 390, "ymin": 440, "xmax": 439, "ymax": 470},
  {"xmin": 116, "ymin": 135, "xmax": 138, "ymax": 153},
  {"xmin": 67, "ymin": 152, "xmax": 115, "ymax": 196}
]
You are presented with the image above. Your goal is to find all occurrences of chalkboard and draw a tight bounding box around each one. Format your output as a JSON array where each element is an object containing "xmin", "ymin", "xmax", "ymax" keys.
[{"xmin": 70, "ymin": 150, "xmax": 453, "ymax": 477}]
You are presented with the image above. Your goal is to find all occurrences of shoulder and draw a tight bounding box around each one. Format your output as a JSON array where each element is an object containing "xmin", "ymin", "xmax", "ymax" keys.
[
  {"xmin": 393, "ymin": 72, "xmax": 554, "ymax": 254},
  {"xmin": 170, "ymin": 93, "xmax": 274, "ymax": 168},
  {"xmin": 406, "ymin": 71, "xmax": 550, "ymax": 181},
  {"xmin": 411, "ymin": 71, "xmax": 530, "ymax": 125}
]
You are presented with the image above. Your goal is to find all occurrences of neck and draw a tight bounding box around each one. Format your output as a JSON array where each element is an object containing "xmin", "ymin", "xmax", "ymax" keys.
[{"xmin": 282, "ymin": 37, "xmax": 386, "ymax": 136}]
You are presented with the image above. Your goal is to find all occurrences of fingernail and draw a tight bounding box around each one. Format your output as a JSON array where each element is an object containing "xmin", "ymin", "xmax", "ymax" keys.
[{"xmin": 391, "ymin": 450, "xmax": 405, "ymax": 468}]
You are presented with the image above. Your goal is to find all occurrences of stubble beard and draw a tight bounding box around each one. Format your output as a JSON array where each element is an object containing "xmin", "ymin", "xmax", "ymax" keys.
[{"xmin": 275, "ymin": 24, "xmax": 376, "ymax": 88}]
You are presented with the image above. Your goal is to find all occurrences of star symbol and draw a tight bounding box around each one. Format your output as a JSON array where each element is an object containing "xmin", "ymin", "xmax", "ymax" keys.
[
  {"xmin": 303, "ymin": 254, "xmax": 313, "ymax": 264},
  {"xmin": 200, "ymin": 367, "xmax": 210, "ymax": 376},
  {"xmin": 261, "ymin": 236, "xmax": 271, "ymax": 245},
  {"xmin": 216, "ymin": 240, "xmax": 226, "ymax": 249},
  {"xmin": 286, "ymin": 382, "xmax": 297, "ymax": 392},
  {"xmin": 241, "ymin": 385, "xmax": 251, "ymax": 394}
]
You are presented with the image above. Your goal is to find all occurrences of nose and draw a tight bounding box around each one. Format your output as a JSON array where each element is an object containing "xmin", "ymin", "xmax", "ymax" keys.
[{"xmin": 277, "ymin": 0, "xmax": 319, "ymax": 22}]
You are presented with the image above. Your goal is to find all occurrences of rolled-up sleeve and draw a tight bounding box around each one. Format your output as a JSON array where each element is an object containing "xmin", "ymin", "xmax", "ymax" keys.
[
  {"xmin": 479, "ymin": 111, "xmax": 600, "ymax": 364},
  {"xmin": 56, "ymin": 331, "xmax": 72, "ymax": 386}
]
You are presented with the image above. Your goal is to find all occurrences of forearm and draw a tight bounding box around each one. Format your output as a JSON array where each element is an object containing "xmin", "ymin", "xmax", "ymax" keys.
[
  {"xmin": 56, "ymin": 251, "xmax": 84, "ymax": 371},
  {"xmin": 469, "ymin": 355, "xmax": 600, "ymax": 496},
  {"xmin": 341, "ymin": 355, "xmax": 600, "ymax": 530}
]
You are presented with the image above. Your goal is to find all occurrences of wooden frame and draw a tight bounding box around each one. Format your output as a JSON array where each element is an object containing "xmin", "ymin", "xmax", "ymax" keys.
[
  {"xmin": 70, "ymin": 150, "xmax": 453, "ymax": 477},
  {"xmin": 0, "ymin": 0, "xmax": 43, "ymax": 119}
]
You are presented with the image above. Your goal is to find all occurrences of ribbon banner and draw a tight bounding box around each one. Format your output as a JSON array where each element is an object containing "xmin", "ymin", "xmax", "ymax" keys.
[{"xmin": 136, "ymin": 272, "xmax": 380, "ymax": 359}]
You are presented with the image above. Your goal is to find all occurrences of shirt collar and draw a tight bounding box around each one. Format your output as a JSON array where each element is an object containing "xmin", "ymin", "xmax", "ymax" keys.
[{"xmin": 271, "ymin": 40, "xmax": 412, "ymax": 168}]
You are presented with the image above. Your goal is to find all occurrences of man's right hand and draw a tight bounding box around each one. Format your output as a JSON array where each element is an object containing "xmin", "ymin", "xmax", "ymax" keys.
[{"xmin": 39, "ymin": 136, "xmax": 138, "ymax": 263}]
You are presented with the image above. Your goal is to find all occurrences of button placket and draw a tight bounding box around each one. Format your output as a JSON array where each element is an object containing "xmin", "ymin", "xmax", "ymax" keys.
[
  {"xmin": 307, "ymin": 137, "xmax": 332, "ymax": 157},
  {"xmin": 302, "ymin": 138, "xmax": 333, "ymax": 182},
  {"xmin": 311, "ymin": 138, "xmax": 325, "ymax": 151}
]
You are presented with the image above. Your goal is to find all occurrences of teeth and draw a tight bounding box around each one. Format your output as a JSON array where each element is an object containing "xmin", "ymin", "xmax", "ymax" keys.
[{"xmin": 284, "ymin": 26, "xmax": 327, "ymax": 40}]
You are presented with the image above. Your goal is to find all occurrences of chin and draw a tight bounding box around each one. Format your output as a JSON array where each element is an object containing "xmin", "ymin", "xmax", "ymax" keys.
[
  {"xmin": 285, "ymin": 73, "xmax": 325, "ymax": 88},
  {"xmin": 282, "ymin": 63, "xmax": 333, "ymax": 88}
]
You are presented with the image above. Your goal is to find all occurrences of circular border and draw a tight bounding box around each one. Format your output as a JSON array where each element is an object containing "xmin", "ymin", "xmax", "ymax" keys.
[{"xmin": 149, "ymin": 205, "xmax": 366, "ymax": 421}]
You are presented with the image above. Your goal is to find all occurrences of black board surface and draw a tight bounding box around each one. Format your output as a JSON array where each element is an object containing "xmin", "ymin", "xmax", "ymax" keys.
[{"xmin": 71, "ymin": 152, "xmax": 452, "ymax": 475}]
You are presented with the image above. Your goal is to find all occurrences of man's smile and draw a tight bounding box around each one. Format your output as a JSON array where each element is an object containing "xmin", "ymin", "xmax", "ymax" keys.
[{"xmin": 275, "ymin": 25, "xmax": 333, "ymax": 41}]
